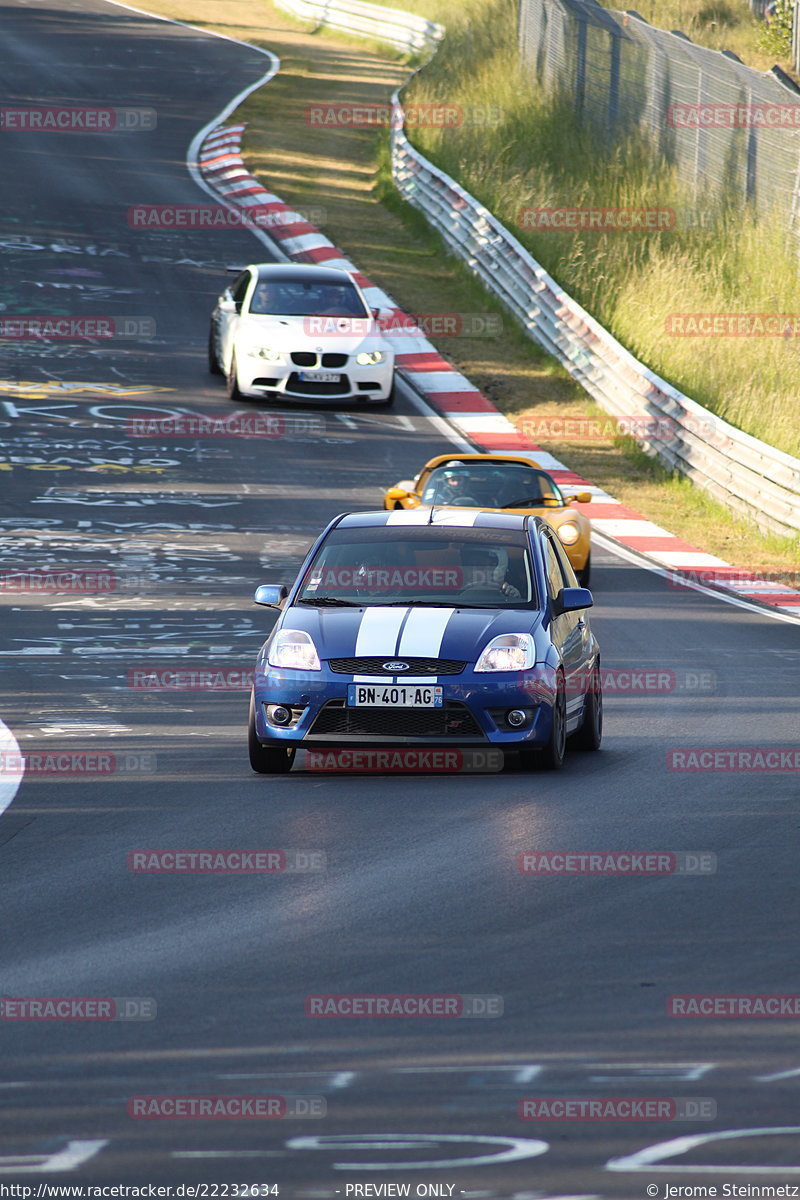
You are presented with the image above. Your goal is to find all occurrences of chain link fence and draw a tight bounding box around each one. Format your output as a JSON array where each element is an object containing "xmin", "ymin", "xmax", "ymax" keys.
[{"xmin": 518, "ymin": 0, "xmax": 800, "ymax": 234}]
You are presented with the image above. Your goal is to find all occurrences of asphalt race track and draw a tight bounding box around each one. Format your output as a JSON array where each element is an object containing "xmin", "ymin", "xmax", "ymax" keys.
[{"xmin": 1, "ymin": 1, "xmax": 800, "ymax": 1193}]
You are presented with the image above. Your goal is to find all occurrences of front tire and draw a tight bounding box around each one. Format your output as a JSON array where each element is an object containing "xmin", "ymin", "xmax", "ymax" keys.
[
  {"xmin": 248, "ymin": 694, "xmax": 295, "ymax": 774},
  {"xmin": 519, "ymin": 672, "xmax": 567, "ymax": 771},
  {"xmin": 577, "ymin": 552, "xmax": 591, "ymax": 588},
  {"xmin": 571, "ymin": 660, "xmax": 602, "ymax": 751},
  {"xmin": 208, "ymin": 324, "xmax": 223, "ymax": 375},
  {"xmin": 227, "ymin": 352, "xmax": 242, "ymax": 401}
]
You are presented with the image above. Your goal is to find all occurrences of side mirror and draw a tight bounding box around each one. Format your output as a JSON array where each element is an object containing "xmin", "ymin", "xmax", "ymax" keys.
[
  {"xmin": 385, "ymin": 485, "xmax": 412, "ymax": 503},
  {"xmin": 554, "ymin": 586, "xmax": 593, "ymax": 615},
  {"xmin": 254, "ymin": 584, "xmax": 289, "ymax": 608},
  {"xmin": 566, "ymin": 491, "xmax": 592, "ymax": 504},
  {"xmin": 218, "ymin": 298, "xmax": 238, "ymax": 314}
]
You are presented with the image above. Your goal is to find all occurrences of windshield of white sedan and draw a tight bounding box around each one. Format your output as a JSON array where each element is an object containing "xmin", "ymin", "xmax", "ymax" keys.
[
  {"xmin": 421, "ymin": 462, "xmax": 565, "ymax": 509},
  {"xmin": 296, "ymin": 527, "xmax": 537, "ymax": 607},
  {"xmin": 249, "ymin": 279, "xmax": 369, "ymax": 318}
]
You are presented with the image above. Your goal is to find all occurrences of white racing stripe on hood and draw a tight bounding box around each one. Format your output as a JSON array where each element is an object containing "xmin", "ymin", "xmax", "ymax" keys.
[
  {"xmin": 352, "ymin": 606, "xmax": 409, "ymax": 681},
  {"xmin": 395, "ymin": 607, "xmax": 456, "ymax": 683}
]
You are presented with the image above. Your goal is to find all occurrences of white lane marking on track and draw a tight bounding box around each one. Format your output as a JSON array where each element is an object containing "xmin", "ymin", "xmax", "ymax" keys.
[
  {"xmin": 606, "ymin": 1126, "xmax": 800, "ymax": 1173},
  {"xmin": 286, "ymin": 1133, "xmax": 549, "ymax": 1170},
  {"xmin": 593, "ymin": 530, "xmax": 800, "ymax": 626},
  {"xmin": 173, "ymin": 1151, "xmax": 285, "ymax": 1159},
  {"xmin": 0, "ymin": 720, "xmax": 24, "ymax": 818},
  {"xmin": 0, "ymin": 1140, "xmax": 108, "ymax": 1174}
]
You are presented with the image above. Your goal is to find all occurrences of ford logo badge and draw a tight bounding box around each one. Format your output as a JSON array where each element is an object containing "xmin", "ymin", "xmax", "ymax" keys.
[{"xmin": 383, "ymin": 660, "xmax": 410, "ymax": 671}]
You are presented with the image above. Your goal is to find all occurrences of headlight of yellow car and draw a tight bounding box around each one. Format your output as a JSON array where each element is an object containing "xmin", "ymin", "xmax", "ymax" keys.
[{"xmin": 557, "ymin": 522, "xmax": 580, "ymax": 546}]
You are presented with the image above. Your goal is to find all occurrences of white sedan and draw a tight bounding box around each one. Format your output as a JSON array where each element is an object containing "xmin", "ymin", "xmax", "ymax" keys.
[{"xmin": 208, "ymin": 263, "xmax": 395, "ymax": 405}]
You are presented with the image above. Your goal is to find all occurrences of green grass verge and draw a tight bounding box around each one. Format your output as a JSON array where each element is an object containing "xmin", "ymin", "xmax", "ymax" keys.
[{"xmin": 389, "ymin": 0, "xmax": 800, "ymax": 460}]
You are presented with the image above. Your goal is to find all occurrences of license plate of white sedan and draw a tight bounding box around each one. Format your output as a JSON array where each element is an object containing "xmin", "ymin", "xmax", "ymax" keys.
[
  {"xmin": 299, "ymin": 371, "xmax": 341, "ymax": 383},
  {"xmin": 347, "ymin": 684, "xmax": 443, "ymax": 708}
]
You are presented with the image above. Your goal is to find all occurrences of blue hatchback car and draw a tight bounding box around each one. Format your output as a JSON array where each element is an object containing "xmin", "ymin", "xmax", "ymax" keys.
[{"xmin": 248, "ymin": 509, "xmax": 602, "ymax": 773}]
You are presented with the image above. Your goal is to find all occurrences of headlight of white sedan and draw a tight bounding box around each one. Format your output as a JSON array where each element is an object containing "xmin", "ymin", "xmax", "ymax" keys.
[
  {"xmin": 557, "ymin": 522, "xmax": 580, "ymax": 546},
  {"xmin": 474, "ymin": 633, "xmax": 536, "ymax": 672},
  {"xmin": 244, "ymin": 347, "xmax": 285, "ymax": 362},
  {"xmin": 355, "ymin": 350, "xmax": 385, "ymax": 365},
  {"xmin": 267, "ymin": 629, "xmax": 321, "ymax": 671}
]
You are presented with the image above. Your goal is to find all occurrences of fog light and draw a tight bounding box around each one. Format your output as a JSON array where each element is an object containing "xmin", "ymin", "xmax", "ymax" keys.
[
  {"xmin": 268, "ymin": 704, "xmax": 292, "ymax": 726},
  {"xmin": 507, "ymin": 708, "xmax": 529, "ymax": 728}
]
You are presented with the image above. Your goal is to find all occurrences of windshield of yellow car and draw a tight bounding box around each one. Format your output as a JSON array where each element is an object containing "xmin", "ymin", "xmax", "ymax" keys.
[{"xmin": 420, "ymin": 462, "xmax": 565, "ymax": 508}]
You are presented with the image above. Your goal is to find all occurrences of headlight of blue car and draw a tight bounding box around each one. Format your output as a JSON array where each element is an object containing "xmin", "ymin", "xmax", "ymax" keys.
[
  {"xmin": 474, "ymin": 633, "xmax": 536, "ymax": 672},
  {"xmin": 267, "ymin": 629, "xmax": 321, "ymax": 671}
]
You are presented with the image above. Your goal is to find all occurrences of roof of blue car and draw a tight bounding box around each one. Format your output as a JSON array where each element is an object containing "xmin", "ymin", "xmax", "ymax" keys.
[{"xmin": 336, "ymin": 509, "xmax": 533, "ymax": 531}]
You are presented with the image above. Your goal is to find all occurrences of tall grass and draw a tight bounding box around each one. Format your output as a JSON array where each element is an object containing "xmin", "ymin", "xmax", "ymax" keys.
[{"xmin": 389, "ymin": 0, "xmax": 800, "ymax": 458}]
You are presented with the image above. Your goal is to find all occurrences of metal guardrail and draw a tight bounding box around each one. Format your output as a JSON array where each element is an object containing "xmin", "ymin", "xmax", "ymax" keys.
[
  {"xmin": 275, "ymin": 0, "xmax": 800, "ymax": 537},
  {"xmin": 273, "ymin": 0, "xmax": 443, "ymax": 54},
  {"xmin": 389, "ymin": 106, "xmax": 800, "ymax": 537}
]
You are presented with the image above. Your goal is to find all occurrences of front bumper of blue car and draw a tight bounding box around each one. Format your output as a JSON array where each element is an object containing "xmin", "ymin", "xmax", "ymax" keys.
[{"xmin": 251, "ymin": 661, "xmax": 561, "ymax": 749}]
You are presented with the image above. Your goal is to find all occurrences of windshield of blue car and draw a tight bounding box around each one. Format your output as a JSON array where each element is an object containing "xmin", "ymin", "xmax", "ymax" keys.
[
  {"xmin": 249, "ymin": 280, "xmax": 369, "ymax": 318},
  {"xmin": 420, "ymin": 462, "xmax": 565, "ymax": 509},
  {"xmin": 295, "ymin": 527, "xmax": 538, "ymax": 608}
]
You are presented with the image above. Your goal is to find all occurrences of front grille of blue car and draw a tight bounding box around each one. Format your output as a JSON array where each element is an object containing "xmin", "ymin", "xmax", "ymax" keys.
[
  {"xmin": 309, "ymin": 699, "xmax": 482, "ymax": 739},
  {"xmin": 328, "ymin": 656, "xmax": 466, "ymax": 676}
]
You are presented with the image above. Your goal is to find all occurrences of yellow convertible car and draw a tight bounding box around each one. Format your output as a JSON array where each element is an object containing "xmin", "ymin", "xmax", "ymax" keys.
[{"xmin": 384, "ymin": 453, "xmax": 593, "ymax": 586}]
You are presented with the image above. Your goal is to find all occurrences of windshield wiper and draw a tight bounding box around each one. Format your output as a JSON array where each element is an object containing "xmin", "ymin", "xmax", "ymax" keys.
[
  {"xmin": 296, "ymin": 596, "xmax": 360, "ymax": 607},
  {"xmin": 373, "ymin": 600, "xmax": 495, "ymax": 609}
]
